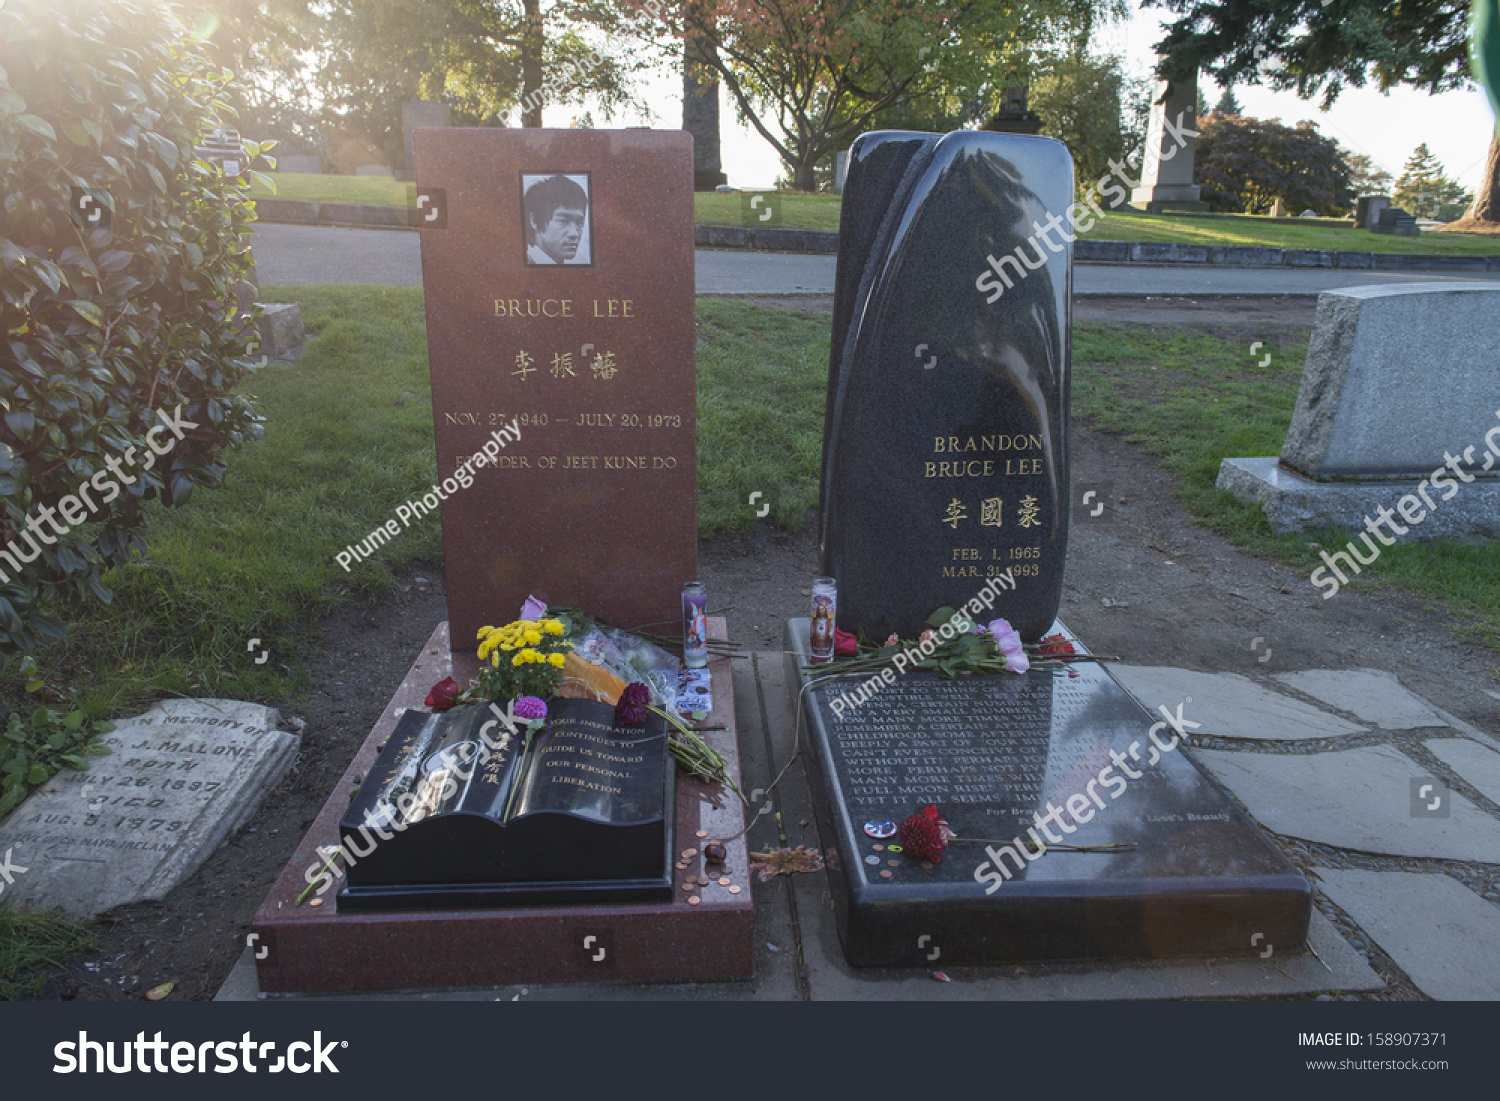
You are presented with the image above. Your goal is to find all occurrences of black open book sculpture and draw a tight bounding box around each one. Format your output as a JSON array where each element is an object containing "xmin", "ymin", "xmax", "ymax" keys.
[{"xmin": 337, "ymin": 697, "xmax": 675, "ymax": 911}]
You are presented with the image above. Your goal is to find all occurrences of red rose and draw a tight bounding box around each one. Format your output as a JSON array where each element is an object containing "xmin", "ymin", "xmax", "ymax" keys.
[
  {"xmin": 425, "ymin": 677, "xmax": 460, "ymax": 711},
  {"xmin": 834, "ymin": 627, "xmax": 858, "ymax": 656},
  {"xmin": 1037, "ymin": 633, "xmax": 1076, "ymax": 658}
]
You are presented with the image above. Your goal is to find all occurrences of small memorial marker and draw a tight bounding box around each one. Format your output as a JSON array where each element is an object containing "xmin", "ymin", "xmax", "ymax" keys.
[{"xmin": 0, "ymin": 700, "xmax": 297, "ymax": 917}]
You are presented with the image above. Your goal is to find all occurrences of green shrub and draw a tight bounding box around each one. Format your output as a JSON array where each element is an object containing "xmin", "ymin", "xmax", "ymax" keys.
[{"xmin": 0, "ymin": 0, "xmax": 266, "ymax": 657}]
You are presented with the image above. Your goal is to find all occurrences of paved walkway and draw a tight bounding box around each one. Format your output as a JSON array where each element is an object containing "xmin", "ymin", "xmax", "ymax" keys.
[
  {"xmin": 218, "ymin": 658, "xmax": 1500, "ymax": 1002},
  {"xmin": 249, "ymin": 223, "xmax": 1500, "ymax": 297}
]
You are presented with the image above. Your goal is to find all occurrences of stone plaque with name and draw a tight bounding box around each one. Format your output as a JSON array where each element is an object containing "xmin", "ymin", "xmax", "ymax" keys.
[
  {"xmin": 821, "ymin": 130, "xmax": 1072, "ymax": 641},
  {"xmin": 415, "ymin": 129, "xmax": 698, "ymax": 644},
  {"xmin": 787, "ymin": 620, "xmax": 1310, "ymax": 966},
  {"xmin": 0, "ymin": 700, "xmax": 297, "ymax": 917},
  {"xmin": 335, "ymin": 697, "xmax": 675, "ymax": 910}
]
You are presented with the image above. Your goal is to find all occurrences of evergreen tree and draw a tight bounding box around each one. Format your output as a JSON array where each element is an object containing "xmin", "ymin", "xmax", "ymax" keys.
[
  {"xmin": 1394, "ymin": 143, "xmax": 1473, "ymax": 220},
  {"xmin": 1213, "ymin": 85, "xmax": 1241, "ymax": 115}
]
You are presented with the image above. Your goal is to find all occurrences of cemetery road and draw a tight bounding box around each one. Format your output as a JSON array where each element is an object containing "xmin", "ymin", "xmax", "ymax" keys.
[{"xmin": 249, "ymin": 223, "xmax": 1500, "ymax": 297}]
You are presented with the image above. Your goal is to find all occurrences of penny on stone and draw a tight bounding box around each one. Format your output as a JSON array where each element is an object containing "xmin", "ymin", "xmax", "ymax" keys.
[
  {"xmin": 696, "ymin": 830, "xmax": 708, "ymax": 838},
  {"xmin": 872, "ymin": 844, "xmax": 884, "ymax": 852},
  {"xmin": 865, "ymin": 855, "xmax": 881, "ymax": 865},
  {"xmin": 688, "ymin": 896, "xmax": 701, "ymax": 905},
  {"xmin": 879, "ymin": 870, "xmax": 893, "ymax": 879},
  {"xmin": 728, "ymin": 885, "xmax": 742, "ymax": 894},
  {"xmin": 921, "ymin": 861, "xmax": 933, "ymax": 870},
  {"xmin": 309, "ymin": 898, "xmax": 324, "ymax": 907},
  {"xmin": 718, "ymin": 877, "xmax": 731, "ymax": 886},
  {"xmin": 888, "ymin": 859, "xmax": 899, "ymax": 867},
  {"xmin": 682, "ymin": 848, "xmax": 698, "ymax": 858}
]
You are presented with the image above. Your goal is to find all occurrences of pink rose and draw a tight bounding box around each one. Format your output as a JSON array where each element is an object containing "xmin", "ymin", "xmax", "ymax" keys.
[
  {"xmin": 987, "ymin": 618, "xmax": 1030, "ymax": 674},
  {"xmin": 834, "ymin": 628, "xmax": 859, "ymax": 656},
  {"xmin": 884, "ymin": 634, "xmax": 900, "ymax": 647},
  {"xmin": 920, "ymin": 629, "xmax": 935, "ymax": 643}
]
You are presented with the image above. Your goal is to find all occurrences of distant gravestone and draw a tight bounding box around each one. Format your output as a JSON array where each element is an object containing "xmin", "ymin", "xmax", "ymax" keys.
[
  {"xmin": 1269, "ymin": 197, "xmax": 1287, "ymax": 218},
  {"xmin": 402, "ymin": 101, "xmax": 451, "ymax": 179},
  {"xmin": 0, "ymin": 700, "xmax": 297, "ymax": 917},
  {"xmin": 822, "ymin": 130, "xmax": 1071, "ymax": 641},
  {"xmin": 1218, "ymin": 283, "xmax": 1500, "ymax": 537},
  {"xmin": 1129, "ymin": 70, "xmax": 1207, "ymax": 213},
  {"xmin": 415, "ymin": 129, "xmax": 698, "ymax": 643},
  {"xmin": 1371, "ymin": 206, "xmax": 1419, "ymax": 236},
  {"xmin": 1355, "ymin": 195, "xmax": 1390, "ymax": 229}
]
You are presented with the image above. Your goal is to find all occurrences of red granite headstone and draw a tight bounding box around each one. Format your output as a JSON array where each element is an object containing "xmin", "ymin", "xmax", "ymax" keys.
[{"xmin": 415, "ymin": 129, "xmax": 697, "ymax": 647}]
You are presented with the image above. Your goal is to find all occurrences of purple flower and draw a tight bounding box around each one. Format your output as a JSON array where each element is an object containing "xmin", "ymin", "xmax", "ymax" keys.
[
  {"xmin": 513, "ymin": 696, "xmax": 548, "ymax": 721},
  {"xmin": 987, "ymin": 618, "xmax": 1030, "ymax": 674},
  {"xmin": 519, "ymin": 595, "xmax": 548, "ymax": 621},
  {"xmin": 615, "ymin": 682, "xmax": 651, "ymax": 726}
]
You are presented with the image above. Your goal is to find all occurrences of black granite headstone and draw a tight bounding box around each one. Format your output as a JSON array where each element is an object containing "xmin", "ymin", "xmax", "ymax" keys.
[
  {"xmin": 786, "ymin": 620, "xmax": 1310, "ymax": 965},
  {"xmin": 336, "ymin": 698, "xmax": 675, "ymax": 911},
  {"xmin": 821, "ymin": 130, "xmax": 1072, "ymax": 641}
]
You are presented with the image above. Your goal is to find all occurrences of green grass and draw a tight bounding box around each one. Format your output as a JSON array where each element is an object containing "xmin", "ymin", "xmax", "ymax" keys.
[
  {"xmin": 250, "ymin": 172, "xmax": 1498, "ymax": 254},
  {"xmin": 12, "ymin": 285, "xmax": 443, "ymax": 717},
  {"xmin": 1079, "ymin": 206, "xmax": 1500, "ymax": 255},
  {"xmin": 0, "ymin": 899, "xmax": 97, "ymax": 998},
  {"xmin": 1072, "ymin": 325, "xmax": 1500, "ymax": 648},
  {"xmin": 693, "ymin": 190, "xmax": 844, "ymax": 232},
  {"xmin": 7, "ymin": 293, "xmax": 828, "ymax": 723},
  {"xmin": 696, "ymin": 300, "xmax": 829, "ymax": 532},
  {"xmin": 248, "ymin": 172, "xmax": 416, "ymax": 207}
]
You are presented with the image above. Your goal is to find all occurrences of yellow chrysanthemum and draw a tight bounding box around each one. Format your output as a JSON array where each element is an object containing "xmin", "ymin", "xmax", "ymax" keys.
[
  {"xmin": 548, "ymin": 652, "xmax": 565, "ymax": 668},
  {"xmin": 477, "ymin": 625, "xmax": 496, "ymax": 641},
  {"xmin": 545, "ymin": 621, "xmax": 564, "ymax": 636},
  {"xmin": 491, "ymin": 651, "xmax": 500, "ymax": 667},
  {"xmin": 523, "ymin": 630, "xmax": 542, "ymax": 646},
  {"xmin": 512, "ymin": 652, "xmax": 526, "ymax": 667}
]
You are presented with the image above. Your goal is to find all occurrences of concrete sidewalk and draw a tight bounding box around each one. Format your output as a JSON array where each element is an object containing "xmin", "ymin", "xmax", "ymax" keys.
[{"xmin": 214, "ymin": 653, "xmax": 1500, "ymax": 1002}]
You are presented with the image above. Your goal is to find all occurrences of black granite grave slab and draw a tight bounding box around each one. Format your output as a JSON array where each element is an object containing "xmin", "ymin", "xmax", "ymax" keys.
[
  {"xmin": 820, "ymin": 130, "xmax": 1073, "ymax": 641},
  {"xmin": 786, "ymin": 619, "xmax": 1311, "ymax": 967},
  {"xmin": 335, "ymin": 698, "xmax": 675, "ymax": 911}
]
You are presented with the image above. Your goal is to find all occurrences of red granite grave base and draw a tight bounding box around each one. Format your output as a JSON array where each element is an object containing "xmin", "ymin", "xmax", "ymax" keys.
[{"xmin": 251, "ymin": 620, "xmax": 751, "ymax": 992}]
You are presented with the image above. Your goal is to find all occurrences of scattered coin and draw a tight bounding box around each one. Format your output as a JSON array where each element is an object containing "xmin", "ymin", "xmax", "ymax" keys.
[
  {"xmin": 728, "ymin": 885, "xmax": 741, "ymax": 894},
  {"xmin": 718, "ymin": 877, "xmax": 731, "ymax": 886},
  {"xmin": 872, "ymin": 844, "xmax": 884, "ymax": 852},
  {"xmin": 879, "ymin": 870, "xmax": 893, "ymax": 879},
  {"xmin": 888, "ymin": 859, "xmax": 899, "ymax": 867},
  {"xmin": 676, "ymin": 861, "xmax": 689, "ymax": 869},
  {"xmin": 696, "ymin": 829, "xmax": 707, "ymax": 838},
  {"xmin": 309, "ymin": 899, "xmax": 324, "ymax": 907},
  {"xmin": 865, "ymin": 855, "xmax": 880, "ymax": 865},
  {"xmin": 920, "ymin": 861, "xmax": 933, "ymax": 870},
  {"xmin": 864, "ymin": 818, "xmax": 897, "ymax": 839},
  {"xmin": 682, "ymin": 848, "xmax": 698, "ymax": 859},
  {"xmin": 688, "ymin": 896, "xmax": 701, "ymax": 905}
]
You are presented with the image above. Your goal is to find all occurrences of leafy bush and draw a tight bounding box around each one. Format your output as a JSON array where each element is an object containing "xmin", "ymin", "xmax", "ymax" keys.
[
  {"xmin": 0, "ymin": 0, "xmax": 267, "ymax": 657},
  {"xmin": 0, "ymin": 697, "xmax": 114, "ymax": 819}
]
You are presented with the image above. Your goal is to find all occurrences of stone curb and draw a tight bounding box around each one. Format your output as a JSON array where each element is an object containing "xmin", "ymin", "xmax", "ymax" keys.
[{"xmin": 250, "ymin": 201, "xmax": 1500, "ymax": 269}]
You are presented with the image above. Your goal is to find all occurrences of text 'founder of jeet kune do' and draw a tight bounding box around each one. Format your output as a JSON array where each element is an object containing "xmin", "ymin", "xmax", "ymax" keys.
[{"xmin": 525, "ymin": 175, "xmax": 588, "ymax": 264}]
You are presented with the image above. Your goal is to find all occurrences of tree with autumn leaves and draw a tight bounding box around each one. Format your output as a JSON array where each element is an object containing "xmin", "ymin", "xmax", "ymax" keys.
[{"xmin": 623, "ymin": 0, "xmax": 1126, "ymax": 190}]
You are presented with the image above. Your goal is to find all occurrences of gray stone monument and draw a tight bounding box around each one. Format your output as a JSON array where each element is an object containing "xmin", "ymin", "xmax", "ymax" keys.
[
  {"xmin": 1356, "ymin": 195, "xmax": 1391, "ymax": 229},
  {"xmin": 401, "ymin": 100, "xmax": 451, "ymax": 181},
  {"xmin": 1218, "ymin": 283, "xmax": 1500, "ymax": 541},
  {"xmin": 0, "ymin": 700, "xmax": 299, "ymax": 917},
  {"xmin": 1130, "ymin": 72, "xmax": 1208, "ymax": 213}
]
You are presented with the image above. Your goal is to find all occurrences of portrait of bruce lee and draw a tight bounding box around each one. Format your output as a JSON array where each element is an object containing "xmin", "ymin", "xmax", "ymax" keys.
[{"xmin": 521, "ymin": 172, "xmax": 593, "ymax": 266}]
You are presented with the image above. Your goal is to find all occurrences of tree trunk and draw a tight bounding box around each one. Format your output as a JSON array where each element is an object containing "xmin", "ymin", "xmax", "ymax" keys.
[
  {"xmin": 1465, "ymin": 131, "xmax": 1500, "ymax": 224},
  {"xmin": 521, "ymin": 0, "xmax": 543, "ymax": 128},
  {"xmin": 792, "ymin": 155, "xmax": 817, "ymax": 192}
]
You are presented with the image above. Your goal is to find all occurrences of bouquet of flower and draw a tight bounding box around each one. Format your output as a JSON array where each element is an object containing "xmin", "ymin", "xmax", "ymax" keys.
[{"xmin": 473, "ymin": 618, "xmax": 572, "ymax": 701}]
